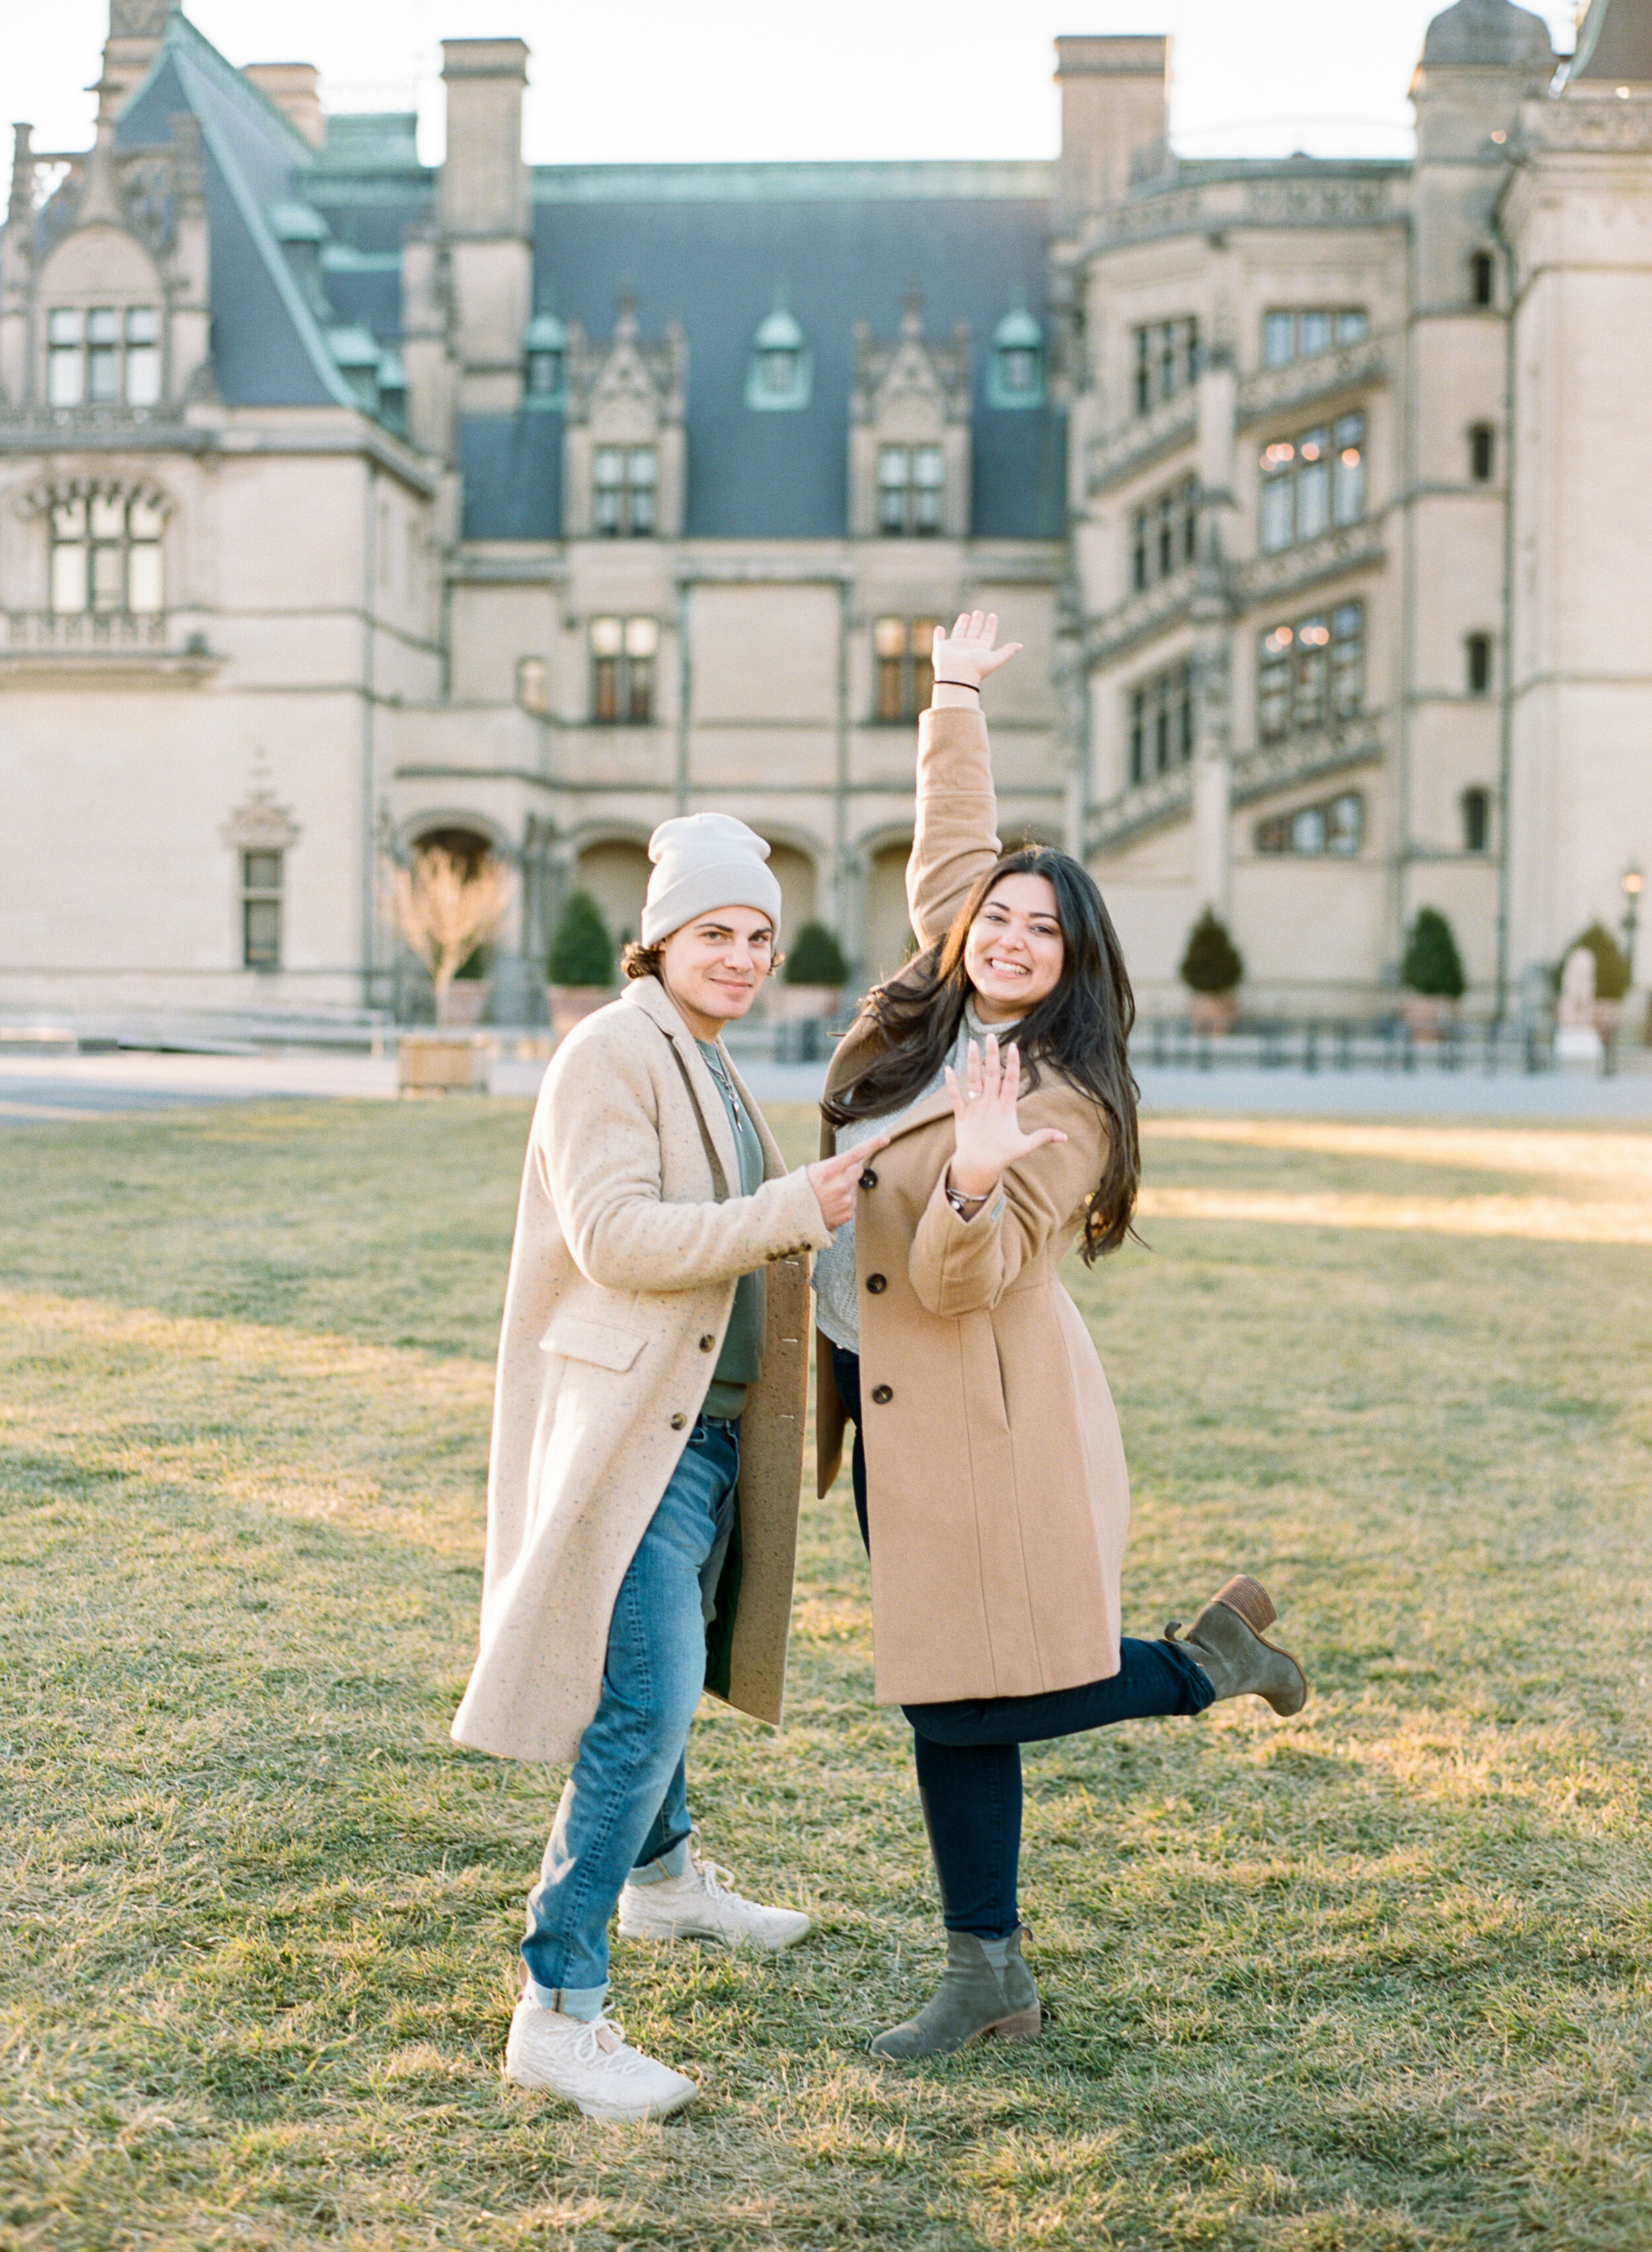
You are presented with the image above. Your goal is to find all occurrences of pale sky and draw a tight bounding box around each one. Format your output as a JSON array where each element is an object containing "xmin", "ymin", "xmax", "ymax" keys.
[{"xmin": 13, "ymin": 1, "xmax": 1579, "ymax": 168}]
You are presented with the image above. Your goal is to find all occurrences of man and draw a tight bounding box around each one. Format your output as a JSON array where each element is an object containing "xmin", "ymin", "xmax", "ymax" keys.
[{"xmin": 451, "ymin": 813, "xmax": 880, "ymax": 2122}]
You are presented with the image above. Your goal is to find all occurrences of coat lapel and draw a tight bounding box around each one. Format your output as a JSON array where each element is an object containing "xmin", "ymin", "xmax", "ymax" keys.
[{"xmin": 624, "ymin": 977, "xmax": 742, "ymax": 1192}]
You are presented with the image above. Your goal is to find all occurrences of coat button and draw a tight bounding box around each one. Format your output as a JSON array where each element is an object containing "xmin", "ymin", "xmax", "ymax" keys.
[
  {"xmin": 866, "ymin": 1273, "xmax": 887, "ymax": 1293},
  {"xmin": 871, "ymin": 1384, "xmax": 893, "ymax": 1405},
  {"xmin": 859, "ymin": 1168, "xmax": 878, "ymax": 1189},
  {"xmin": 669, "ymin": 1411, "xmax": 687, "ymax": 1430},
  {"xmin": 698, "ymin": 1333, "xmax": 716, "ymax": 1351}
]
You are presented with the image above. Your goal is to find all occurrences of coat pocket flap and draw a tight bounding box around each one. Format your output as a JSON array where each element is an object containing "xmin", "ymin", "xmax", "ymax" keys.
[{"xmin": 540, "ymin": 1315, "xmax": 647, "ymax": 1372}]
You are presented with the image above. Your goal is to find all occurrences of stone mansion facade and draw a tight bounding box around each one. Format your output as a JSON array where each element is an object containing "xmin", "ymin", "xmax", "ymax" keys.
[{"xmin": 2, "ymin": 0, "xmax": 1649, "ymax": 1022}]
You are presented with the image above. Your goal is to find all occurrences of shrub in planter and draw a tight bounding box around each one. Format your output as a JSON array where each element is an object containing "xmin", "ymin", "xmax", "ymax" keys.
[
  {"xmin": 1180, "ymin": 908, "xmax": 1243, "ymax": 1032},
  {"xmin": 1401, "ymin": 905, "xmax": 1466, "ymax": 1039},
  {"xmin": 546, "ymin": 890, "xmax": 615, "ymax": 1032},
  {"xmin": 774, "ymin": 919, "xmax": 849, "ymax": 1022}
]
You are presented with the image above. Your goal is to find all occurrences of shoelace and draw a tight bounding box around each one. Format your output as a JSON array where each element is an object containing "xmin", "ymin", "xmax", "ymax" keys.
[
  {"xmin": 691, "ymin": 1858, "xmax": 737, "ymax": 1902},
  {"xmin": 572, "ymin": 2015, "xmax": 641, "ymax": 2071}
]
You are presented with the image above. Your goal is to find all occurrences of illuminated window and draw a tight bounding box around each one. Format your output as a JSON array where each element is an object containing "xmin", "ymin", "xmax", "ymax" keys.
[
  {"xmin": 590, "ymin": 615, "xmax": 658, "ymax": 722},
  {"xmin": 1127, "ymin": 658, "xmax": 1195, "ymax": 786},
  {"xmin": 878, "ymin": 445, "xmax": 945, "ymax": 536},
  {"xmin": 1255, "ymin": 792, "xmax": 1364, "ymax": 856},
  {"xmin": 1131, "ymin": 317, "xmax": 1199, "ymax": 416},
  {"xmin": 241, "ymin": 850, "xmax": 283, "ymax": 969},
  {"xmin": 48, "ymin": 486, "xmax": 165, "ymax": 615},
  {"xmin": 872, "ymin": 616, "xmax": 939, "ymax": 722},
  {"xmin": 593, "ymin": 447, "xmax": 657, "ymax": 537},
  {"xmin": 1261, "ymin": 307, "xmax": 1367, "ymax": 369},
  {"xmin": 1258, "ymin": 602, "xmax": 1365, "ymax": 741},
  {"xmin": 1259, "ymin": 412, "xmax": 1365, "ymax": 554},
  {"xmin": 1131, "ymin": 474, "xmax": 1199, "ymax": 591}
]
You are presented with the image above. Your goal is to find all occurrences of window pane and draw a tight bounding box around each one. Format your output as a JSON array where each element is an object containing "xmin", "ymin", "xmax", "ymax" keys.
[
  {"xmin": 1335, "ymin": 309, "xmax": 1368, "ymax": 343},
  {"xmin": 244, "ymin": 851, "xmax": 282, "ymax": 892},
  {"xmin": 1262, "ymin": 312, "xmax": 1295, "ymax": 368},
  {"xmin": 50, "ymin": 541, "xmax": 87, "ymax": 613},
  {"xmin": 593, "ymin": 489, "xmax": 622, "ymax": 533},
  {"xmin": 47, "ymin": 345, "xmax": 83, "ymax": 406},
  {"xmin": 244, "ymin": 897, "xmax": 281, "ymax": 968},
  {"xmin": 1256, "ymin": 816, "xmax": 1289, "ymax": 853},
  {"xmin": 628, "ymin": 486, "xmax": 656, "ymax": 535},
  {"xmin": 913, "ymin": 484, "xmax": 943, "ymax": 533},
  {"xmin": 126, "ymin": 307, "xmax": 159, "ymax": 344},
  {"xmin": 878, "ymin": 485, "xmax": 907, "ymax": 535},
  {"xmin": 874, "ymin": 617, "xmax": 905, "ymax": 658},
  {"xmin": 1300, "ymin": 310, "xmax": 1332, "ymax": 357},
  {"xmin": 47, "ymin": 307, "xmax": 82, "ymax": 343},
  {"xmin": 876, "ymin": 657, "xmax": 903, "ymax": 722},
  {"xmin": 87, "ymin": 308, "xmax": 118, "ymax": 344},
  {"xmin": 627, "ymin": 659, "xmax": 654, "ymax": 724},
  {"xmin": 624, "ymin": 615, "xmax": 658, "ymax": 657},
  {"xmin": 89, "ymin": 543, "xmax": 124, "ymax": 609},
  {"xmin": 89, "ymin": 492, "xmax": 124, "ymax": 539},
  {"xmin": 628, "ymin": 449, "xmax": 657, "ymax": 486},
  {"xmin": 1258, "ymin": 656, "xmax": 1289, "ymax": 741},
  {"xmin": 128, "ymin": 496, "xmax": 163, "ymax": 539},
  {"xmin": 1291, "ymin": 806, "xmax": 1326, "ymax": 854},
  {"xmin": 126, "ymin": 542, "xmax": 163, "ymax": 613},
  {"xmin": 1259, "ymin": 473, "xmax": 1293, "ymax": 553},
  {"xmin": 911, "ymin": 617, "xmax": 938, "ymax": 655},
  {"xmin": 1333, "ymin": 424, "xmax": 1365, "ymax": 523},
  {"xmin": 592, "ymin": 656, "xmax": 619, "ymax": 722},
  {"xmin": 912, "ymin": 448, "xmax": 944, "ymax": 488},
  {"xmin": 525, "ymin": 350, "xmax": 560, "ymax": 394},
  {"xmin": 878, "ymin": 447, "xmax": 909, "ymax": 488},
  {"xmin": 1297, "ymin": 455, "xmax": 1329, "ymax": 541},
  {"xmin": 589, "ymin": 616, "xmax": 623, "ymax": 656},
  {"xmin": 87, "ymin": 343, "xmax": 118, "ymax": 402},
  {"xmin": 1327, "ymin": 794, "xmax": 1363, "ymax": 854},
  {"xmin": 52, "ymin": 498, "xmax": 87, "ymax": 539},
  {"xmin": 124, "ymin": 344, "xmax": 160, "ymax": 406}
]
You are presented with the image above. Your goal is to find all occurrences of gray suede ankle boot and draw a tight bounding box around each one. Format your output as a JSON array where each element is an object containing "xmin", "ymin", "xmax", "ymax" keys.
[
  {"xmin": 869, "ymin": 1928, "xmax": 1041, "ymax": 2060},
  {"xmin": 1166, "ymin": 1573, "xmax": 1308, "ymax": 1715}
]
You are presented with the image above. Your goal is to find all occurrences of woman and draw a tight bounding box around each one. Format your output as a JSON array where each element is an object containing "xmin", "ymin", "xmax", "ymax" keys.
[{"xmin": 815, "ymin": 613, "xmax": 1308, "ymax": 2060}]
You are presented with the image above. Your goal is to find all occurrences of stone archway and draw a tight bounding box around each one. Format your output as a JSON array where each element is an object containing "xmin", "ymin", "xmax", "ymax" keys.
[{"xmin": 864, "ymin": 839, "xmax": 917, "ymax": 983}]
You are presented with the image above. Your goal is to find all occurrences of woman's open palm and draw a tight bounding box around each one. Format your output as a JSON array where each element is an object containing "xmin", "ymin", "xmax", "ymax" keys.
[
  {"xmin": 931, "ymin": 610, "xmax": 1022, "ymax": 689},
  {"xmin": 944, "ymin": 1037, "xmax": 1067, "ymax": 1199}
]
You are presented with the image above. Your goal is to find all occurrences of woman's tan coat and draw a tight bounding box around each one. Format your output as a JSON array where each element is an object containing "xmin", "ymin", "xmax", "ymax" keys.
[
  {"xmin": 817, "ymin": 706, "xmax": 1131, "ymax": 1708},
  {"xmin": 453, "ymin": 974, "xmax": 831, "ymax": 1765}
]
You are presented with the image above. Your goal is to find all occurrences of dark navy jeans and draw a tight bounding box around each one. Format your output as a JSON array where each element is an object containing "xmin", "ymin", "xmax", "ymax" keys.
[{"xmin": 830, "ymin": 1343, "xmax": 1213, "ymax": 1939}]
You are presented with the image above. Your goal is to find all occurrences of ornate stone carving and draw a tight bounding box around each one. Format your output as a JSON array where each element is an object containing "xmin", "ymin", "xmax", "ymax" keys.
[{"xmin": 221, "ymin": 788, "xmax": 301, "ymax": 854}]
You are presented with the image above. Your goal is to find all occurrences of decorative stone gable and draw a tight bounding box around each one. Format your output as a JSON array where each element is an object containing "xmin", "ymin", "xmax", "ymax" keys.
[
  {"xmin": 561, "ymin": 293, "xmax": 688, "ymax": 539},
  {"xmin": 848, "ymin": 286, "xmax": 972, "ymax": 538},
  {"xmin": 221, "ymin": 787, "xmax": 301, "ymax": 856}
]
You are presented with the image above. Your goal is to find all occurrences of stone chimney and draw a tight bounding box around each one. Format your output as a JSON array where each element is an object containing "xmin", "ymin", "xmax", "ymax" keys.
[
  {"xmin": 439, "ymin": 38, "xmax": 529, "ymax": 237},
  {"xmin": 1053, "ymin": 35, "xmax": 1170, "ymax": 232},
  {"xmin": 244, "ymin": 64, "xmax": 326, "ymax": 151},
  {"xmin": 98, "ymin": 0, "xmax": 171, "ymax": 125}
]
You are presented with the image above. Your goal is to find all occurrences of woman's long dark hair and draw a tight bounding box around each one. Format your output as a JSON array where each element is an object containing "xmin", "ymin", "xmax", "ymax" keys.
[{"xmin": 824, "ymin": 847, "xmax": 1139, "ymax": 1261}]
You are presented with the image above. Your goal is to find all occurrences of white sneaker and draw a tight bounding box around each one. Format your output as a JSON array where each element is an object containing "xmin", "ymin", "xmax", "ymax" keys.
[
  {"xmin": 617, "ymin": 1854, "xmax": 812, "ymax": 1953},
  {"xmin": 502, "ymin": 1993, "xmax": 696, "ymax": 2122}
]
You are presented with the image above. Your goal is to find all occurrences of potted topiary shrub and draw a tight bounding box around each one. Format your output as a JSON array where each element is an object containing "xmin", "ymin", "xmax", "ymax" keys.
[
  {"xmin": 1562, "ymin": 920, "xmax": 1631, "ymax": 1038},
  {"xmin": 1180, "ymin": 907, "xmax": 1243, "ymax": 1034},
  {"xmin": 772, "ymin": 919, "xmax": 849, "ymax": 1024},
  {"xmin": 546, "ymin": 889, "xmax": 615, "ymax": 1034},
  {"xmin": 1401, "ymin": 906, "xmax": 1466, "ymax": 1039}
]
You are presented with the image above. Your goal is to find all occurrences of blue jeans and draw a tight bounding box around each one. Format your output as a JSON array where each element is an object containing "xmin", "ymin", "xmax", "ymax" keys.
[
  {"xmin": 521, "ymin": 1414, "xmax": 739, "ymax": 2012},
  {"xmin": 830, "ymin": 1343, "xmax": 1213, "ymax": 1939}
]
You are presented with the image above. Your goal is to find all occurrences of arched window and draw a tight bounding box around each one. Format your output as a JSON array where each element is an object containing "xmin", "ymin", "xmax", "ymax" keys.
[
  {"xmin": 523, "ymin": 307, "xmax": 566, "ymax": 405},
  {"xmin": 746, "ymin": 303, "xmax": 810, "ymax": 410},
  {"xmin": 988, "ymin": 301, "xmax": 1045, "ymax": 408},
  {"xmin": 48, "ymin": 482, "xmax": 166, "ymax": 615}
]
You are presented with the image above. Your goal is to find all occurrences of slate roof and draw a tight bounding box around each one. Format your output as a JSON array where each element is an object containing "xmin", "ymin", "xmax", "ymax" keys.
[{"xmin": 100, "ymin": 15, "xmax": 1068, "ymax": 537}]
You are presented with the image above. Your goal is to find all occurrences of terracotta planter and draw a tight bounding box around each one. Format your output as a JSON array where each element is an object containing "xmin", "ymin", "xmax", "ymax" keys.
[
  {"xmin": 437, "ymin": 979, "xmax": 490, "ymax": 1028},
  {"xmin": 770, "ymin": 982, "xmax": 843, "ymax": 1026},
  {"xmin": 546, "ymin": 984, "xmax": 613, "ymax": 1035},
  {"xmin": 399, "ymin": 1035, "xmax": 488, "ymax": 1094},
  {"xmin": 1185, "ymin": 991, "xmax": 1238, "ymax": 1035},
  {"xmin": 1593, "ymin": 998, "xmax": 1622, "ymax": 1039},
  {"xmin": 1402, "ymin": 994, "xmax": 1456, "ymax": 1043}
]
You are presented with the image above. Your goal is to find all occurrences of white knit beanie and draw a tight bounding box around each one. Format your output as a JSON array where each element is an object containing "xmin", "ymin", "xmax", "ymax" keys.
[{"xmin": 641, "ymin": 813, "xmax": 782, "ymax": 944}]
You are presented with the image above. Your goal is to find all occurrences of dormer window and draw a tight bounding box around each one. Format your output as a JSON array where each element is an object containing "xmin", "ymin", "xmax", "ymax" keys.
[
  {"xmin": 46, "ymin": 307, "xmax": 161, "ymax": 408},
  {"xmin": 49, "ymin": 486, "xmax": 165, "ymax": 615},
  {"xmin": 878, "ymin": 445, "xmax": 944, "ymax": 536},
  {"xmin": 746, "ymin": 303, "xmax": 811, "ymax": 410},
  {"xmin": 988, "ymin": 302, "xmax": 1044, "ymax": 408},
  {"xmin": 377, "ymin": 348, "xmax": 407, "ymax": 435},
  {"xmin": 524, "ymin": 308, "xmax": 566, "ymax": 405},
  {"xmin": 593, "ymin": 447, "xmax": 657, "ymax": 537}
]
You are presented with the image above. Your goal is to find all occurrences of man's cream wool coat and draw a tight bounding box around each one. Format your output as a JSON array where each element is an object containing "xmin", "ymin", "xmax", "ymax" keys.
[
  {"xmin": 816, "ymin": 704, "xmax": 1133, "ymax": 1708},
  {"xmin": 451, "ymin": 974, "xmax": 831, "ymax": 1765}
]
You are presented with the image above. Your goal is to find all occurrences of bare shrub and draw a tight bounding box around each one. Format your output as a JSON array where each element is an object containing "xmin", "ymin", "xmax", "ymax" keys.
[{"xmin": 386, "ymin": 847, "xmax": 515, "ymax": 1013}]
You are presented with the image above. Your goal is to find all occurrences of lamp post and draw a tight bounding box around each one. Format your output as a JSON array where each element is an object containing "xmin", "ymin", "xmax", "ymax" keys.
[{"xmin": 1622, "ymin": 864, "xmax": 1643, "ymax": 987}]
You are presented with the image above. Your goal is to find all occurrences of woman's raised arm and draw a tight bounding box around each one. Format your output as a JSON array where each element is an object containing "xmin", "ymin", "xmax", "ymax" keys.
[{"xmin": 906, "ymin": 611, "xmax": 1024, "ymax": 950}]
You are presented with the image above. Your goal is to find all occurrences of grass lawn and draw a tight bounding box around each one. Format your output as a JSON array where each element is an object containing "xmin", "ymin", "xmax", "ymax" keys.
[{"xmin": 2, "ymin": 1098, "xmax": 1651, "ymax": 2251}]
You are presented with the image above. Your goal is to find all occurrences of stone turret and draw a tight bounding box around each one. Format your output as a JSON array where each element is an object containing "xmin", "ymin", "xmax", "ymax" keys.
[{"xmin": 98, "ymin": 0, "xmax": 172, "ymax": 126}]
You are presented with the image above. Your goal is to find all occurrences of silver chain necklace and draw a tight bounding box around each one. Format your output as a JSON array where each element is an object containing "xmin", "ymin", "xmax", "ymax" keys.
[{"xmin": 702, "ymin": 1044, "xmax": 743, "ymax": 1131}]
